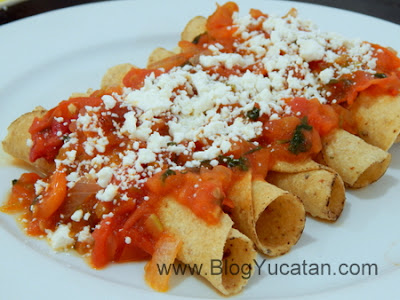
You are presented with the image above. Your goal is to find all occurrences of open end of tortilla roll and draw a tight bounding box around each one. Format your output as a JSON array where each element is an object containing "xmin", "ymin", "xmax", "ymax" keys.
[
  {"xmin": 2, "ymin": 108, "xmax": 54, "ymax": 175},
  {"xmin": 252, "ymin": 180, "xmax": 305, "ymax": 257},
  {"xmin": 267, "ymin": 168, "xmax": 345, "ymax": 221},
  {"xmin": 351, "ymin": 93, "xmax": 400, "ymax": 151},
  {"xmin": 228, "ymin": 173, "xmax": 305, "ymax": 257},
  {"xmin": 326, "ymin": 173, "xmax": 346, "ymax": 219},
  {"xmin": 101, "ymin": 63, "xmax": 134, "ymax": 89},
  {"xmin": 181, "ymin": 16, "xmax": 207, "ymax": 42},
  {"xmin": 158, "ymin": 197, "xmax": 256, "ymax": 296},
  {"xmin": 147, "ymin": 48, "xmax": 176, "ymax": 69},
  {"xmin": 322, "ymin": 129, "xmax": 391, "ymax": 188},
  {"xmin": 220, "ymin": 229, "xmax": 255, "ymax": 294},
  {"xmin": 352, "ymin": 154, "xmax": 391, "ymax": 188},
  {"xmin": 254, "ymin": 193, "xmax": 305, "ymax": 257}
]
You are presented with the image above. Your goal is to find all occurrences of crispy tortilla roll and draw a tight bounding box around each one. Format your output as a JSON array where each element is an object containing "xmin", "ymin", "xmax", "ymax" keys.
[
  {"xmin": 267, "ymin": 167, "xmax": 345, "ymax": 221},
  {"xmin": 251, "ymin": 180, "xmax": 305, "ymax": 257},
  {"xmin": 147, "ymin": 48, "xmax": 176, "ymax": 68},
  {"xmin": 145, "ymin": 16, "xmax": 207, "ymax": 69},
  {"xmin": 350, "ymin": 93, "xmax": 400, "ymax": 151},
  {"xmin": 228, "ymin": 173, "xmax": 305, "ymax": 257},
  {"xmin": 181, "ymin": 16, "xmax": 207, "ymax": 42},
  {"xmin": 321, "ymin": 129, "xmax": 391, "ymax": 188},
  {"xmin": 2, "ymin": 108, "xmax": 54, "ymax": 175},
  {"xmin": 271, "ymin": 159, "xmax": 321, "ymax": 173},
  {"xmin": 158, "ymin": 197, "xmax": 256, "ymax": 296},
  {"xmin": 101, "ymin": 63, "xmax": 134, "ymax": 89}
]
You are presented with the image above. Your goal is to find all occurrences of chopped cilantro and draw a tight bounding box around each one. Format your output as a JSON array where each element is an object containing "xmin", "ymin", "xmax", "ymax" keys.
[
  {"xmin": 200, "ymin": 160, "xmax": 212, "ymax": 168},
  {"xmin": 32, "ymin": 196, "xmax": 40, "ymax": 205},
  {"xmin": 288, "ymin": 117, "xmax": 313, "ymax": 155},
  {"xmin": 244, "ymin": 146, "xmax": 262, "ymax": 155},
  {"xmin": 328, "ymin": 78, "xmax": 353, "ymax": 86},
  {"xmin": 328, "ymin": 79, "xmax": 339, "ymax": 85},
  {"xmin": 277, "ymin": 139, "xmax": 290, "ymax": 144},
  {"xmin": 161, "ymin": 169, "xmax": 176, "ymax": 182},
  {"xmin": 12, "ymin": 179, "xmax": 18, "ymax": 186},
  {"xmin": 218, "ymin": 155, "xmax": 248, "ymax": 171},
  {"xmin": 342, "ymin": 79, "xmax": 354, "ymax": 87},
  {"xmin": 246, "ymin": 107, "xmax": 260, "ymax": 121},
  {"xmin": 192, "ymin": 33, "xmax": 206, "ymax": 44},
  {"xmin": 374, "ymin": 73, "xmax": 387, "ymax": 78},
  {"xmin": 167, "ymin": 142, "xmax": 177, "ymax": 146}
]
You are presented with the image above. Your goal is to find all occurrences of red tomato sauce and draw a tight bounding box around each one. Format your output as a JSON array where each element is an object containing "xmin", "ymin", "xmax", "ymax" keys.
[{"xmin": 3, "ymin": 1, "xmax": 400, "ymax": 269}]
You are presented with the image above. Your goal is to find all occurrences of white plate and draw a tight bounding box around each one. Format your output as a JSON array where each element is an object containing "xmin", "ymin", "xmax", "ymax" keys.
[{"xmin": 1, "ymin": 0, "xmax": 400, "ymax": 299}]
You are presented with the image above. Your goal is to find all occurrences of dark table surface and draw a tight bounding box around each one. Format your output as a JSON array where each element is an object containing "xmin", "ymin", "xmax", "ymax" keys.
[{"xmin": 1, "ymin": 0, "xmax": 400, "ymax": 26}]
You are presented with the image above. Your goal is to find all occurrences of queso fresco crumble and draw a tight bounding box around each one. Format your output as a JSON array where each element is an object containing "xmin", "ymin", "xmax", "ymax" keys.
[{"xmin": 22, "ymin": 8, "xmax": 383, "ymax": 250}]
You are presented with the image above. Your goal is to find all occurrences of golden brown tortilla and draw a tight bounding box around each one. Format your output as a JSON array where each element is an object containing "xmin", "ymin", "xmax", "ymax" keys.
[
  {"xmin": 101, "ymin": 63, "xmax": 135, "ymax": 90},
  {"xmin": 2, "ymin": 108, "xmax": 54, "ymax": 175},
  {"xmin": 320, "ymin": 129, "xmax": 391, "ymax": 188},
  {"xmin": 158, "ymin": 197, "xmax": 256, "ymax": 296},
  {"xmin": 268, "ymin": 166, "xmax": 345, "ymax": 221},
  {"xmin": 228, "ymin": 172, "xmax": 306, "ymax": 257},
  {"xmin": 181, "ymin": 16, "xmax": 207, "ymax": 42},
  {"xmin": 350, "ymin": 92, "xmax": 400, "ymax": 151},
  {"xmin": 147, "ymin": 48, "xmax": 177, "ymax": 69}
]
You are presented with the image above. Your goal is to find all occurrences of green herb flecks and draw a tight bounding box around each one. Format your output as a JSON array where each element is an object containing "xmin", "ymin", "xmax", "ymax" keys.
[
  {"xmin": 342, "ymin": 79, "xmax": 354, "ymax": 87},
  {"xmin": 374, "ymin": 73, "xmax": 387, "ymax": 78},
  {"xmin": 12, "ymin": 179, "xmax": 18, "ymax": 186},
  {"xmin": 276, "ymin": 139, "xmax": 290, "ymax": 144},
  {"xmin": 328, "ymin": 78, "xmax": 353, "ymax": 87},
  {"xmin": 192, "ymin": 32, "xmax": 206, "ymax": 45},
  {"xmin": 218, "ymin": 155, "xmax": 248, "ymax": 171},
  {"xmin": 328, "ymin": 79, "xmax": 339, "ymax": 85},
  {"xmin": 246, "ymin": 107, "xmax": 260, "ymax": 121},
  {"xmin": 288, "ymin": 117, "xmax": 313, "ymax": 155},
  {"xmin": 200, "ymin": 160, "xmax": 212, "ymax": 169},
  {"xmin": 167, "ymin": 142, "xmax": 177, "ymax": 146},
  {"xmin": 244, "ymin": 146, "xmax": 262, "ymax": 155},
  {"xmin": 161, "ymin": 169, "xmax": 176, "ymax": 182},
  {"xmin": 32, "ymin": 196, "xmax": 40, "ymax": 206}
]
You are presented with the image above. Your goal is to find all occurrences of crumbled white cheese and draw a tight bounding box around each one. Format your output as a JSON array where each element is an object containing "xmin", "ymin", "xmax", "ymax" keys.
[
  {"xmin": 121, "ymin": 111, "xmax": 137, "ymax": 135},
  {"xmin": 102, "ymin": 212, "xmax": 114, "ymax": 219},
  {"xmin": 200, "ymin": 53, "xmax": 255, "ymax": 69},
  {"xmin": 71, "ymin": 209, "xmax": 83, "ymax": 222},
  {"xmin": 54, "ymin": 117, "xmax": 64, "ymax": 122},
  {"xmin": 48, "ymin": 224, "xmax": 74, "ymax": 250},
  {"xmin": 77, "ymin": 226, "xmax": 93, "ymax": 243},
  {"xmin": 137, "ymin": 148, "xmax": 156, "ymax": 164},
  {"xmin": 298, "ymin": 39, "xmax": 325, "ymax": 62},
  {"xmin": 83, "ymin": 212, "xmax": 91, "ymax": 221},
  {"xmin": 65, "ymin": 150, "xmax": 77, "ymax": 164},
  {"xmin": 96, "ymin": 184, "xmax": 118, "ymax": 202},
  {"xmin": 34, "ymin": 180, "xmax": 48, "ymax": 195},
  {"xmin": 102, "ymin": 95, "xmax": 117, "ymax": 110},
  {"xmin": 51, "ymin": 7, "xmax": 381, "ymax": 193},
  {"xmin": 66, "ymin": 172, "xmax": 79, "ymax": 189},
  {"xmin": 26, "ymin": 138, "xmax": 33, "ymax": 148},
  {"xmin": 319, "ymin": 68, "xmax": 335, "ymax": 84},
  {"xmin": 96, "ymin": 167, "xmax": 114, "ymax": 188}
]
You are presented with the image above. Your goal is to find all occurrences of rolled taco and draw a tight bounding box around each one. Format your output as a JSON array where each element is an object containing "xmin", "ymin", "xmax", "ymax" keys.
[
  {"xmin": 228, "ymin": 172, "xmax": 306, "ymax": 257},
  {"xmin": 2, "ymin": 108, "xmax": 54, "ymax": 175},
  {"xmin": 268, "ymin": 163, "xmax": 345, "ymax": 221},
  {"xmin": 158, "ymin": 196, "xmax": 256, "ymax": 295},
  {"xmin": 320, "ymin": 129, "xmax": 391, "ymax": 188},
  {"xmin": 350, "ymin": 92, "xmax": 400, "ymax": 151}
]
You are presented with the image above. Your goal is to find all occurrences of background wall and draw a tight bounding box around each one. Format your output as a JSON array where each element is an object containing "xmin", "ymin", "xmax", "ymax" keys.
[{"xmin": 1, "ymin": 0, "xmax": 400, "ymax": 25}]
